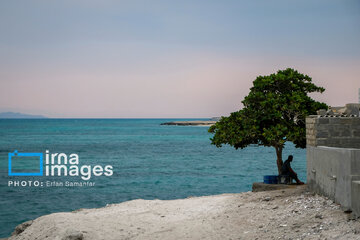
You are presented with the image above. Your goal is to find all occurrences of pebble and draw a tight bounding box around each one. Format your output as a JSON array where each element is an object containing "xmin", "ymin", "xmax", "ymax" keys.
[
  {"xmin": 263, "ymin": 197, "xmax": 271, "ymax": 202},
  {"xmin": 61, "ymin": 230, "xmax": 83, "ymax": 240}
]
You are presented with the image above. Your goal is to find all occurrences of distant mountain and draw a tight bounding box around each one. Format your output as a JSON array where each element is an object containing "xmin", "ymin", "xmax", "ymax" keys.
[{"xmin": 0, "ymin": 112, "xmax": 46, "ymax": 119}]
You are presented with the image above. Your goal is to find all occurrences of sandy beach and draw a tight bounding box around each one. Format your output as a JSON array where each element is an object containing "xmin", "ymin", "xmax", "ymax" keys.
[{"xmin": 7, "ymin": 185, "xmax": 360, "ymax": 240}]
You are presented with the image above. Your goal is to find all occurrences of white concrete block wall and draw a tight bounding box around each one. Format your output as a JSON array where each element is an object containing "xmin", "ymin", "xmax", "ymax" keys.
[{"xmin": 307, "ymin": 146, "xmax": 360, "ymax": 215}]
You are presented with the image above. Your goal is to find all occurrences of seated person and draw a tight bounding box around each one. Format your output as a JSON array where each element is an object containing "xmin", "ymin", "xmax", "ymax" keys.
[{"xmin": 281, "ymin": 155, "xmax": 304, "ymax": 185}]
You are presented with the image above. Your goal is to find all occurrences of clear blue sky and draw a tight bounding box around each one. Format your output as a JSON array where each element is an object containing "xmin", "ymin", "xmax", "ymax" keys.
[{"xmin": 1, "ymin": 0, "xmax": 359, "ymax": 117}]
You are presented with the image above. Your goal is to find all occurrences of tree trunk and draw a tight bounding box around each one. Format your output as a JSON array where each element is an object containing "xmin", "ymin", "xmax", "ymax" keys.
[{"xmin": 275, "ymin": 146, "xmax": 283, "ymax": 175}]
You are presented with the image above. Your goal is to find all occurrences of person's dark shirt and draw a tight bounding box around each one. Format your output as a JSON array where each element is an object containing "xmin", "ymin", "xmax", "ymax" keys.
[{"xmin": 281, "ymin": 159, "xmax": 291, "ymax": 175}]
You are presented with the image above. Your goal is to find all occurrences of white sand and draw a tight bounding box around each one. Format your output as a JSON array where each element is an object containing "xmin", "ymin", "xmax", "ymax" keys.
[{"xmin": 8, "ymin": 186, "xmax": 360, "ymax": 240}]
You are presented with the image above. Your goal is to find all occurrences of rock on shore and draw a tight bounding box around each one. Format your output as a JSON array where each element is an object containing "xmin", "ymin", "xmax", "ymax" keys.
[{"xmin": 8, "ymin": 186, "xmax": 360, "ymax": 240}]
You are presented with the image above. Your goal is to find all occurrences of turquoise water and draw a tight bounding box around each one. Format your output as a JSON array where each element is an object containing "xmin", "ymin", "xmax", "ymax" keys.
[{"xmin": 0, "ymin": 119, "xmax": 306, "ymax": 237}]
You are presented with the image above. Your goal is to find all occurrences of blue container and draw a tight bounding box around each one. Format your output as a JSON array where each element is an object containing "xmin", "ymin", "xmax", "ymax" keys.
[{"xmin": 264, "ymin": 175, "xmax": 278, "ymax": 184}]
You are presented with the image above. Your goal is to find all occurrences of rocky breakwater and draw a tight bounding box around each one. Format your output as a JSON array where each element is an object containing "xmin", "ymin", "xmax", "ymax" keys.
[{"xmin": 160, "ymin": 120, "xmax": 217, "ymax": 126}]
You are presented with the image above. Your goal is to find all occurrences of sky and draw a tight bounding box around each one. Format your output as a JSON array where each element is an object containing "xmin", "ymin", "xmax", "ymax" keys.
[{"xmin": 0, "ymin": 0, "xmax": 359, "ymax": 118}]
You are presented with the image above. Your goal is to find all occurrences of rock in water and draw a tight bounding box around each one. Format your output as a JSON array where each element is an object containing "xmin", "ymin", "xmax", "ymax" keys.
[{"xmin": 11, "ymin": 220, "xmax": 33, "ymax": 236}]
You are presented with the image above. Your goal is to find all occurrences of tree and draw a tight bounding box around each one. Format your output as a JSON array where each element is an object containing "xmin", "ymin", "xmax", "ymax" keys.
[{"xmin": 209, "ymin": 68, "xmax": 327, "ymax": 174}]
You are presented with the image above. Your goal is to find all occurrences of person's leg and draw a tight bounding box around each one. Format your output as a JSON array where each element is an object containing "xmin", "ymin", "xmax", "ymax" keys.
[{"xmin": 288, "ymin": 171, "xmax": 304, "ymax": 184}]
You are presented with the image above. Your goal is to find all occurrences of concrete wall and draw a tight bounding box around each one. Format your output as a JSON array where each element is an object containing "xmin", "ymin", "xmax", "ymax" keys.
[
  {"xmin": 306, "ymin": 111, "xmax": 360, "ymax": 216},
  {"xmin": 306, "ymin": 116, "xmax": 360, "ymax": 148},
  {"xmin": 307, "ymin": 146, "xmax": 360, "ymax": 212},
  {"xmin": 351, "ymin": 181, "xmax": 360, "ymax": 215}
]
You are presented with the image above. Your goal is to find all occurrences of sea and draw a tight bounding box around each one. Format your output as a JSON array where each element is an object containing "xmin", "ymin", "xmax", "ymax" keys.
[{"xmin": 0, "ymin": 119, "xmax": 307, "ymax": 237}]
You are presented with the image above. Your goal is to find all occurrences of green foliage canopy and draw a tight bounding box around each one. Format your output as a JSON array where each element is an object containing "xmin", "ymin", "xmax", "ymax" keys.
[{"xmin": 209, "ymin": 68, "xmax": 327, "ymax": 172}]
